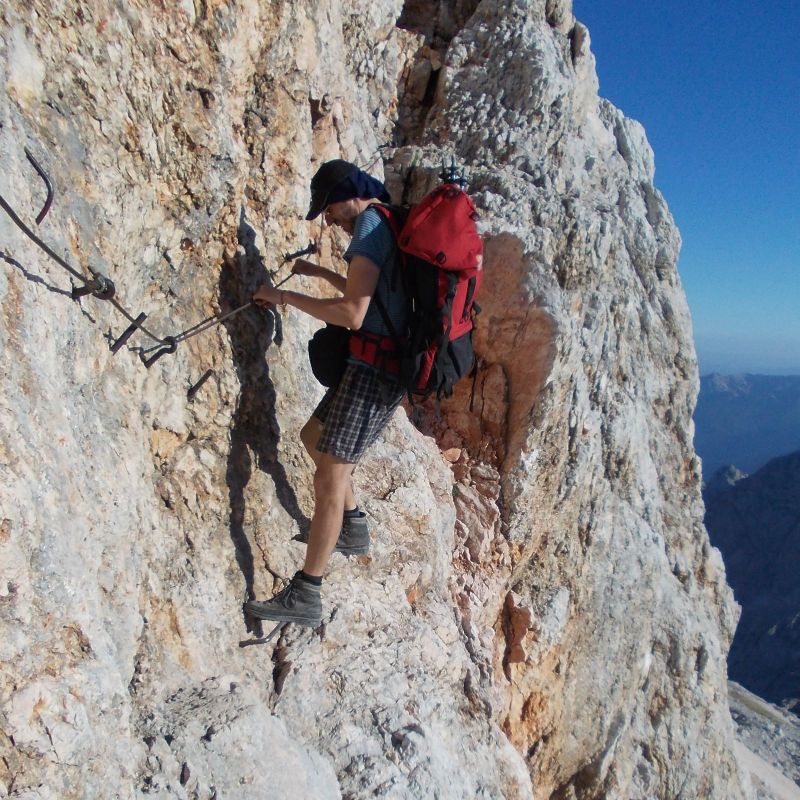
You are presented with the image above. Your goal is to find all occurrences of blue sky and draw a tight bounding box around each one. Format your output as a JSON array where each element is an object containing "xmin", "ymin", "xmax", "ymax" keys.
[{"xmin": 573, "ymin": 0, "xmax": 800, "ymax": 376}]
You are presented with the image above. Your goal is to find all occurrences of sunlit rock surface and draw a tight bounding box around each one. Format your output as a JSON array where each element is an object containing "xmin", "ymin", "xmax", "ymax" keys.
[{"xmin": 1, "ymin": 1, "xmax": 755, "ymax": 797}]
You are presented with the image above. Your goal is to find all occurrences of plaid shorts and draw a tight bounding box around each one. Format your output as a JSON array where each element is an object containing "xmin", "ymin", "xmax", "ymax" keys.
[{"xmin": 313, "ymin": 362, "xmax": 405, "ymax": 463}]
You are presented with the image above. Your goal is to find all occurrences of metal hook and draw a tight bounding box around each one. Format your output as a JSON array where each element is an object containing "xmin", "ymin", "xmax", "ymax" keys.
[
  {"xmin": 110, "ymin": 312, "xmax": 148, "ymax": 353},
  {"xmin": 141, "ymin": 336, "xmax": 177, "ymax": 368},
  {"xmin": 0, "ymin": 150, "xmax": 119, "ymax": 300},
  {"xmin": 24, "ymin": 148, "xmax": 54, "ymax": 225},
  {"xmin": 72, "ymin": 273, "xmax": 116, "ymax": 301}
]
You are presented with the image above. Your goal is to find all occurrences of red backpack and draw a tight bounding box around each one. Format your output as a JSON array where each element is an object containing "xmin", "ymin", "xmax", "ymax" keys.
[{"xmin": 349, "ymin": 170, "xmax": 483, "ymax": 399}]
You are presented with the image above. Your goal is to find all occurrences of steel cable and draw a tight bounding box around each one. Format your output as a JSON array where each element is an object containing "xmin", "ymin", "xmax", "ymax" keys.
[
  {"xmin": 0, "ymin": 190, "xmax": 90, "ymax": 287},
  {"xmin": 1, "ymin": 147, "xmax": 320, "ymax": 368}
]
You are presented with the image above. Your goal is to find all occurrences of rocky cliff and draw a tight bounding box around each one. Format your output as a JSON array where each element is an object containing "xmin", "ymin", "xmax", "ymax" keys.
[{"xmin": 1, "ymin": 1, "xmax": 751, "ymax": 798}]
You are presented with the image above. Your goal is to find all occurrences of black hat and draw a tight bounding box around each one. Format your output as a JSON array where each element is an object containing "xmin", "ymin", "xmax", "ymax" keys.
[{"xmin": 305, "ymin": 159, "xmax": 359, "ymax": 220}]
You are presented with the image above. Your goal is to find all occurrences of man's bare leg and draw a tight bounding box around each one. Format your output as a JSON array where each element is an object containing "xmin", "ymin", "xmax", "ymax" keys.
[
  {"xmin": 303, "ymin": 453, "xmax": 356, "ymax": 576},
  {"xmin": 242, "ymin": 453, "xmax": 353, "ymax": 627},
  {"xmin": 301, "ymin": 417, "xmax": 357, "ymax": 511}
]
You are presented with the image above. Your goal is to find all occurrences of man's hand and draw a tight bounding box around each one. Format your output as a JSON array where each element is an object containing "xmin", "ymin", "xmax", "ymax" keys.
[
  {"xmin": 291, "ymin": 258, "xmax": 320, "ymax": 278},
  {"xmin": 253, "ymin": 284, "xmax": 281, "ymax": 307}
]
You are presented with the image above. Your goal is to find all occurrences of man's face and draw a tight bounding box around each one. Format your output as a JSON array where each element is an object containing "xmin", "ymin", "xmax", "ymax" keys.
[{"xmin": 323, "ymin": 198, "xmax": 361, "ymax": 234}]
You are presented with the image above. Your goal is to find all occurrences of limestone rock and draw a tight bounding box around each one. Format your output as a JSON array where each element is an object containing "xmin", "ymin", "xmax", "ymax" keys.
[{"xmin": 0, "ymin": 0, "xmax": 756, "ymax": 798}]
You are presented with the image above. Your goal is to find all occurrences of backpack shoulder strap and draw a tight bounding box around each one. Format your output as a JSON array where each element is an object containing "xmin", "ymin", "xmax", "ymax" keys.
[
  {"xmin": 358, "ymin": 204, "xmax": 406, "ymax": 339},
  {"xmin": 370, "ymin": 203, "xmax": 409, "ymax": 239},
  {"xmin": 367, "ymin": 202, "xmax": 410, "ymax": 297},
  {"xmin": 370, "ymin": 286, "xmax": 399, "ymax": 339}
]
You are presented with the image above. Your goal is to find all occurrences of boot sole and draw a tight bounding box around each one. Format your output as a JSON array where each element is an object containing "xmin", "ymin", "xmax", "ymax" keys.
[
  {"xmin": 244, "ymin": 604, "xmax": 321, "ymax": 626},
  {"xmin": 335, "ymin": 544, "xmax": 370, "ymax": 556},
  {"xmin": 292, "ymin": 535, "xmax": 370, "ymax": 556}
]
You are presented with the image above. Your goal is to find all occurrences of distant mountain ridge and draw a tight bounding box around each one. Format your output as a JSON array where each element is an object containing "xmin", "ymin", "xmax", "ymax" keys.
[
  {"xmin": 704, "ymin": 464, "xmax": 749, "ymax": 501},
  {"xmin": 695, "ymin": 373, "xmax": 800, "ymax": 477},
  {"xmin": 704, "ymin": 450, "xmax": 800, "ymax": 716}
]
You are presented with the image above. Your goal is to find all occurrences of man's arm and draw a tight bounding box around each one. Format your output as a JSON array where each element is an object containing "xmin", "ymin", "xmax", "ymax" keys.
[
  {"xmin": 291, "ymin": 258, "xmax": 347, "ymax": 293},
  {"xmin": 254, "ymin": 254, "xmax": 379, "ymax": 330}
]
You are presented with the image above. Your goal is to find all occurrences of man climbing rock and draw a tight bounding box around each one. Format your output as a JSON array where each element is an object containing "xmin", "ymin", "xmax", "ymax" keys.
[{"xmin": 246, "ymin": 159, "xmax": 408, "ymax": 630}]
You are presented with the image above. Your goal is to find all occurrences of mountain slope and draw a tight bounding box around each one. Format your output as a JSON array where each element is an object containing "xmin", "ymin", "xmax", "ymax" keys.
[
  {"xmin": 706, "ymin": 451, "xmax": 800, "ymax": 714},
  {"xmin": 695, "ymin": 374, "xmax": 800, "ymax": 476}
]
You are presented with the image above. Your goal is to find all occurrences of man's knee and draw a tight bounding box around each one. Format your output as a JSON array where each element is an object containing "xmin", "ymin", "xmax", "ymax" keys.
[
  {"xmin": 301, "ymin": 417, "xmax": 322, "ymax": 458},
  {"xmin": 313, "ymin": 454, "xmax": 354, "ymax": 496}
]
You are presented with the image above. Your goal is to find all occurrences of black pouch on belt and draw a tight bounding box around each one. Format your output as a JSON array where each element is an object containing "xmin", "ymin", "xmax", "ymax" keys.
[{"xmin": 307, "ymin": 324, "xmax": 350, "ymax": 387}]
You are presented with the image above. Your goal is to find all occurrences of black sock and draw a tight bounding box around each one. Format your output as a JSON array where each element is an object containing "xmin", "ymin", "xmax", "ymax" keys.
[
  {"xmin": 344, "ymin": 506, "xmax": 361, "ymax": 517},
  {"xmin": 298, "ymin": 570, "xmax": 322, "ymax": 586}
]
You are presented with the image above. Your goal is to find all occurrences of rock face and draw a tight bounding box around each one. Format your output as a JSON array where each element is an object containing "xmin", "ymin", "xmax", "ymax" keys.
[
  {"xmin": 705, "ymin": 452, "xmax": 800, "ymax": 717},
  {"xmin": 0, "ymin": 1, "xmax": 750, "ymax": 798}
]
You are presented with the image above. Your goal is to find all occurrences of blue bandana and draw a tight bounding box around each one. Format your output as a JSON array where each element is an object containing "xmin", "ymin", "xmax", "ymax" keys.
[{"xmin": 325, "ymin": 170, "xmax": 390, "ymax": 208}]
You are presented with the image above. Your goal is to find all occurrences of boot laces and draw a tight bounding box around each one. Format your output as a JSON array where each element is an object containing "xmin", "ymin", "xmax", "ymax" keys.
[{"xmin": 272, "ymin": 577, "xmax": 299, "ymax": 608}]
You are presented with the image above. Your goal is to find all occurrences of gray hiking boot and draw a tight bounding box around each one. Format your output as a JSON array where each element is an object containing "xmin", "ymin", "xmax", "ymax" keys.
[
  {"xmin": 293, "ymin": 510, "xmax": 370, "ymax": 556},
  {"xmin": 244, "ymin": 572, "xmax": 322, "ymax": 627},
  {"xmin": 336, "ymin": 511, "xmax": 370, "ymax": 555}
]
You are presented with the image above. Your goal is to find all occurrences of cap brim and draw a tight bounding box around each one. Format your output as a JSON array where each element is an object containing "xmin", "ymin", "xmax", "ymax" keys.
[
  {"xmin": 305, "ymin": 160, "xmax": 360, "ymax": 220},
  {"xmin": 305, "ymin": 192, "xmax": 327, "ymax": 220}
]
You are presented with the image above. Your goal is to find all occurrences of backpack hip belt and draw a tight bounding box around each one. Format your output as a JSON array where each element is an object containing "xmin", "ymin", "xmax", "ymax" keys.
[{"xmin": 349, "ymin": 330, "xmax": 404, "ymax": 374}]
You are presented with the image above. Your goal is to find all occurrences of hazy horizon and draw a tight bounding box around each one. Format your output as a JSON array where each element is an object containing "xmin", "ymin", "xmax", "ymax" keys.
[{"xmin": 697, "ymin": 334, "xmax": 800, "ymax": 377}]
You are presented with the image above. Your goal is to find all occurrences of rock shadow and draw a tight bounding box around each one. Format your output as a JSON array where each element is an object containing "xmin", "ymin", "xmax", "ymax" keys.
[
  {"xmin": 220, "ymin": 209, "xmax": 309, "ymax": 621},
  {"xmin": 0, "ymin": 250, "xmax": 75, "ymax": 297}
]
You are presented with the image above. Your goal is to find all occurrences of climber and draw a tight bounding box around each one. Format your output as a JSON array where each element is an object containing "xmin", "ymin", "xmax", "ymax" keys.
[{"xmin": 246, "ymin": 159, "xmax": 408, "ymax": 629}]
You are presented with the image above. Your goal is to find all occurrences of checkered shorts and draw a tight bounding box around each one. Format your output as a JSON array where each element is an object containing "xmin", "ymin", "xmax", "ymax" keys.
[{"xmin": 313, "ymin": 362, "xmax": 405, "ymax": 463}]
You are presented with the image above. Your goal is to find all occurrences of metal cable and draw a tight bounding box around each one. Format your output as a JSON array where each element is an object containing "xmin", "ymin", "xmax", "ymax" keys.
[
  {"xmin": 0, "ymin": 191, "xmax": 90, "ymax": 286},
  {"xmin": 0, "ymin": 189, "xmax": 279, "ymax": 352},
  {"xmin": 172, "ymin": 269, "xmax": 299, "ymax": 344},
  {"xmin": 108, "ymin": 298, "xmax": 167, "ymax": 344},
  {"xmin": 24, "ymin": 148, "xmax": 54, "ymax": 224},
  {"xmin": 173, "ymin": 301, "xmax": 254, "ymax": 343},
  {"xmin": 1, "ymin": 147, "xmax": 317, "ymax": 366}
]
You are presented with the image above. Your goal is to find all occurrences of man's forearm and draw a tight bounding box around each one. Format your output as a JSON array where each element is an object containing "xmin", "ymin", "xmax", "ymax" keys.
[
  {"xmin": 293, "ymin": 259, "xmax": 347, "ymax": 293},
  {"xmin": 313, "ymin": 265, "xmax": 347, "ymax": 293},
  {"xmin": 282, "ymin": 291, "xmax": 365, "ymax": 329}
]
